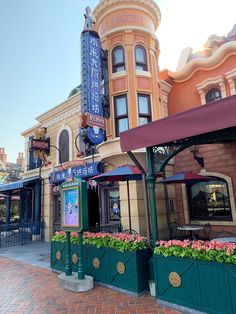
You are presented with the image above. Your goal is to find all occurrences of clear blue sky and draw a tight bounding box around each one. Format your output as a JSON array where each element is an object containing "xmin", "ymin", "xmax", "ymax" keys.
[{"xmin": 0, "ymin": 0, "xmax": 235, "ymax": 163}]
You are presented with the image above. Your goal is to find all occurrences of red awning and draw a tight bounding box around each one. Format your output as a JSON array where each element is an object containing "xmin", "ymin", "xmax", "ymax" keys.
[{"xmin": 120, "ymin": 95, "xmax": 236, "ymax": 152}]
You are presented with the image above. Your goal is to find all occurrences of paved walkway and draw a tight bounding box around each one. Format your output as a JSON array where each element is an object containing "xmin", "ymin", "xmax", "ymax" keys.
[{"xmin": 0, "ymin": 243, "xmax": 182, "ymax": 314}]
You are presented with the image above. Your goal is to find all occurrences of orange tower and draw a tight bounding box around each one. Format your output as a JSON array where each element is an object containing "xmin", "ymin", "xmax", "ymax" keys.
[{"xmin": 93, "ymin": 0, "xmax": 162, "ymax": 165}]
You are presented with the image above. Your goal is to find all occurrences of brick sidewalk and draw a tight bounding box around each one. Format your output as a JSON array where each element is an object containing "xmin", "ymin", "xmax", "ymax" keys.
[{"xmin": 0, "ymin": 256, "xmax": 182, "ymax": 314}]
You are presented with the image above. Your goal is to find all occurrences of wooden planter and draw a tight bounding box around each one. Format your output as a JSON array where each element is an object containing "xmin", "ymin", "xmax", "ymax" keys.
[{"xmin": 154, "ymin": 255, "xmax": 236, "ymax": 314}]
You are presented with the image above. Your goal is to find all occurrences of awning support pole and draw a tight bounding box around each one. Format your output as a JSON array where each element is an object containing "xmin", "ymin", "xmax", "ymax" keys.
[{"xmin": 146, "ymin": 147, "xmax": 158, "ymax": 247}]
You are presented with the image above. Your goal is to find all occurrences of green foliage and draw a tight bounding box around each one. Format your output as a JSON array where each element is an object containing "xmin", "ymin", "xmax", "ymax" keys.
[
  {"xmin": 154, "ymin": 239, "xmax": 236, "ymax": 264},
  {"xmin": 52, "ymin": 231, "xmax": 148, "ymax": 252}
]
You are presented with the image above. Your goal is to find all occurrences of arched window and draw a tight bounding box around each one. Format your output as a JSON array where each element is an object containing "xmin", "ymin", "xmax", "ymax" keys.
[
  {"xmin": 112, "ymin": 46, "xmax": 125, "ymax": 73},
  {"xmin": 187, "ymin": 178, "xmax": 232, "ymax": 221},
  {"xmin": 205, "ymin": 88, "xmax": 222, "ymax": 103},
  {"xmin": 58, "ymin": 129, "xmax": 69, "ymax": 163},
  {"xmin": 135, "ymin": 45, "xmax": 148, "ymax": 71}
]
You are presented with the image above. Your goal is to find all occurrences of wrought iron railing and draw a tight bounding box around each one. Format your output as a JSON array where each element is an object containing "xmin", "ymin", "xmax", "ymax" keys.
[{"xmin": 0, "ymin": 221, "xmax": 44, "ymax": 248}]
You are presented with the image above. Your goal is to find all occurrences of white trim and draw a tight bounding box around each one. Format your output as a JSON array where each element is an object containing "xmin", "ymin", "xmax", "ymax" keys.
[
  {"xmin": 226, "ymin": 67, "xmax": 236, "ymax": 95},
  {"xmin": 196, "ymin": 75, "xmax": 225, "ymax": 105}
]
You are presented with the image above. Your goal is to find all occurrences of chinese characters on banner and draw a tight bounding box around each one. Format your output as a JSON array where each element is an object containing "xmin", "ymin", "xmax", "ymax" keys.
[{"xmin": 81, "ymin": 30, "xmax": 105, "ymax": 145}]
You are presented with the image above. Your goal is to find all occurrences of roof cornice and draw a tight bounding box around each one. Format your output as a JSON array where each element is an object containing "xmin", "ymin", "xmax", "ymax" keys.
[
  {"xmin": 169, "ymin": 41, "xmax": 236, "ymax": 82},
  {"xmin": 93, "ymin": 0, "xmax": 161, "ymax": 30}
]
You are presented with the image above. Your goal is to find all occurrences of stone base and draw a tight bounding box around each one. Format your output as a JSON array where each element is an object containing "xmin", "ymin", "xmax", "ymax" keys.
[
  {"xmin": 149, "ymin": 280, "xmax": 156, "ymax": 297},
  {"xmin": 58, "ymin": 273, "xmax": 94, "ymax": 292}
]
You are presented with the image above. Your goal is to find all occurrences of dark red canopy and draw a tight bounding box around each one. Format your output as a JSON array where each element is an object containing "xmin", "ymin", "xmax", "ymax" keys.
[{"xmin": 120, "ymin": 95, "xmax": 236, "ymax": 152}]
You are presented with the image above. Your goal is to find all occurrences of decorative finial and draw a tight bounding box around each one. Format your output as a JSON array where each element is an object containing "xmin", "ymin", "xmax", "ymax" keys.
[{"xmin": 83, "ymin": 6, "xmax": 96, "ymax": 31}]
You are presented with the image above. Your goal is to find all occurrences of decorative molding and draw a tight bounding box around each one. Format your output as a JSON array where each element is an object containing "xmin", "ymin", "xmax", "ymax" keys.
[
  {"xmin": 93, "ymin": 0, "xmax": 161, "ymax": 31},
  {"xmin": 43, "ymin": 106, "xmax": 80, "ymax": 128},
  {"xmin": 169, "ymin": 41, "xmax": 236, "ymax": 82},
  {"xmin": 56, "ymin": 125, "xmax": 73, "ymax": 163},
  {"xmin": 196, "ymin": 75, "xmax": 225, "ymax": 105},
  {"xmin": 226, "ymin": 67, "xmax": 236, "ymax": 95}
]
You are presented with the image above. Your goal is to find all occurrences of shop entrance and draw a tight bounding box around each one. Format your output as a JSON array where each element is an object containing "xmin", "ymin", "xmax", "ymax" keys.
[{"xmin": 87, "ymin": 187, "xmax": 99, "ymax": 227}]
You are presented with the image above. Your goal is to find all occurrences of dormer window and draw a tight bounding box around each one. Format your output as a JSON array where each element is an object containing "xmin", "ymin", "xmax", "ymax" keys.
[
  {"xmin": 112, "ymin": 46, "xmax": 125, "ymax": 73},
  {"xmin": 135, "ymin": 45, "xmax": 148, "ymax": 71}
]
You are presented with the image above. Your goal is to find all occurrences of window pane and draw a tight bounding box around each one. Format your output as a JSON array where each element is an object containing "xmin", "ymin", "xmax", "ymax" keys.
[
  {"xmin": 108, "ymin": 189, "xmax": 120, "ymax": 221},
  {"xmin": 114, "ymin": 48, "xmax": 124, "ymax": 64},
  {"xmin": 118, "ymin": 118, "xmax": 128, "ymax": 134},
  {"xmin": 59, "ymin": 129, "xmax": 69, "ymax": 163},
  {"xmin": 136, "ymin": 64, "xmax": 145, "ymax": 71},
  {"xmin": 136, "ymin": 47, "xmax": 145, "ymax": 63},
  {"xmin": 138, "ymin": 95, "xmax": 149, "ymax": 114},
  {"xmin": 115, "ymin": 65, "xmax": 125, "ymax": 72},
  {"xmin": 205, "ymin": 88, "xmax": 222, "ymax": 103},
  {"xmin": 189, "ymin": 180, "xmax": 231, "ymax": 220},
  {"xmin": 116, "ymin": 97, "xmax": 127, "ymax": 116},
  {"xmin": 139, "ymin": 117, "xmax": 148, "ymax": 125}
]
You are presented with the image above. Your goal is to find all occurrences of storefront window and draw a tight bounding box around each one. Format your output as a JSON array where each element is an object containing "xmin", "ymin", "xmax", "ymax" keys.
[
  {"xmin": 188, "ymin": 179, "xmax": 232, "ymax": 220},
  {"xmin": 108, "ymin": 189, "xmax": 120, "ymax": 221}
]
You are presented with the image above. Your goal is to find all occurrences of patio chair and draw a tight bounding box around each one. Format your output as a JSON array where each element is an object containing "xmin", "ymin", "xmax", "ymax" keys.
[
  {"xmin": 190, "ymin": 221, "xmax": 201, "ymax": 239},
  {"xmin": 215, "ymin": 231, "xmax": 236, "ymax": 238},
  {"xmin": 168, "ymin": 222, "xmax": 186, "ymax": 239},
  {"xmin": 198, "ymin": 223, "xmax": 211, "ymax": 240}
]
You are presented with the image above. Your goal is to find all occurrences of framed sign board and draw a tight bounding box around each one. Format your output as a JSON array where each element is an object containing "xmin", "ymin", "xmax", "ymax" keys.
[{"xmin": 60, "ymin": 180, "xmax": 88, "ymax": 231}]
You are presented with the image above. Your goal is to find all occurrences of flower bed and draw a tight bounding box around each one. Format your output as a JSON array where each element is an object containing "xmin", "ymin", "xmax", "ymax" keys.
[
  {"xmin": 51, "ymin": 231, "xmax": 151, "ymax": 294},
  {"xmin": 52, "ymin": 230, "xmax": 148, "ymax": 252},
  {"xmin": 153, "ymin": 239, "xmax": 236, "ymax": 314},
  {"xmin": 154, "ymin": 239, "xmax": 236, "ymax": 264}
]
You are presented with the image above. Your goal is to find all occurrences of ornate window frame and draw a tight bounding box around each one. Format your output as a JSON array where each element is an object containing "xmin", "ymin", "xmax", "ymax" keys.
[
  {"xmin": 135, "ymin": 44, "xmax": 148, "ymax": 71},
  {"xmin": 112, "ymin": 45, "xmax": 125, "ymax": 73},
  {"xmin": 56, "ymin": 125, "xmax": 73, "ymax": 165},
  {"xmin": 226, "ymin": 67, "xmax": 236, "ymax": 95},
  {"xmin": 196, "ymin": 75, "xmax": 226, "ymax": 105}
]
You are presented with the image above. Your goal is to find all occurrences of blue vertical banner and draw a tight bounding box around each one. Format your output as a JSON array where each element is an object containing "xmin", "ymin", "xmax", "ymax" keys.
[{"xmin": 81, "ymin": 30, "xmax": 105, "ymax": 145}]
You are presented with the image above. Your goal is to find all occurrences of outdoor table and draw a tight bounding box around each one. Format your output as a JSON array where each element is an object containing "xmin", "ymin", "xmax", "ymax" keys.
[
  {"xmin": 177, "ymin": 225, "xmax": 204, "ymax": 240},
  {"xmin": 211, "ymin": 237, "xmax": 236, "ymax": 243}
]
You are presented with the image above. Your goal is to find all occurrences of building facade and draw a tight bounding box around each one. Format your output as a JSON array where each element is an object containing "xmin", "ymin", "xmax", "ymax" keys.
[
  {"xmin": 6, "ymin": 0, "xmax": 235, "ymax": 242},
  {"xmin": 19, "ymin": 0, "xmax": 171, "ymax": 241},
  {"xmin": 159, "ymin": 25, "xmax": 236, "ymax": 237}
]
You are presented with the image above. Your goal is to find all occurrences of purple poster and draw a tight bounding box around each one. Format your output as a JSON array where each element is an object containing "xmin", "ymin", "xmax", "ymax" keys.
[{"xmin": 64, "ymin": 188, "xmax": 79, "ymax": 227}]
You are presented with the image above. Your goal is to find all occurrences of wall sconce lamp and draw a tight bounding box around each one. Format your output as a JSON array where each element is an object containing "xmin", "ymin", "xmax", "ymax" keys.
[
  {"xmin": 75, "ymin": 133, "xmax": 85, "ymax": 158},
  {"xmin": 189, "ymin": 145, "xmax": 205, "ymax": 168}
]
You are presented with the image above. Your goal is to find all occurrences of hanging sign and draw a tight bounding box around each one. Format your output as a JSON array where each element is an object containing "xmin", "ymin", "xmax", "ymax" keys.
[
  {"xmin": 48, "ymin": 162, "xmax": 102, "ymax": 184},
  {"xmin": 80, "ymin": 29, "xmax": 105, "ymax": 145}
]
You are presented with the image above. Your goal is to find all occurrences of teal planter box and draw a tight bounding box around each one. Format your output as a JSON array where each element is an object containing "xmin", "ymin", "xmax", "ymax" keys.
[
  {"xmin": 84, "ymin": 245, "xmax": 110, "ymax": 283},
  {"xmin": 51, "ymin": 242, "xmax": 151, "ymax": 294},
  {"xmin": 51, "ymin": 242, "xmax": 66, "ymax": 272},
  {"xmin": 109, "ymin": 248, "xmax": 151, "ymax": 293},
  {"xmin": 51, "ymin": 242, "xmax": 81, "ymax": 273},
  {"xmin": 154, "ymin": 255, "xmax": 236, "ymax": 314},
  {"xmin": 85, "ymin": 246, "xmax": 151, "ymax": 293}
]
